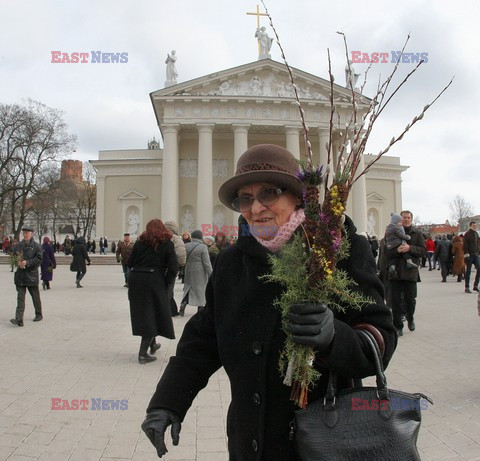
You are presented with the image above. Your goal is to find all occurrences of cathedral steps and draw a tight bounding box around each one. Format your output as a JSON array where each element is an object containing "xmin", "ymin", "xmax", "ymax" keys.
[{"xmin": 0, "ymin": 254, "xmax": 117, "ymax": 266}]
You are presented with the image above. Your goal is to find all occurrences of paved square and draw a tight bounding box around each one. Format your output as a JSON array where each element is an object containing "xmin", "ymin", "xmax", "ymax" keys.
[{"xmin": 1, "ymin": 261, "xmax": 479, "ymax": 460}]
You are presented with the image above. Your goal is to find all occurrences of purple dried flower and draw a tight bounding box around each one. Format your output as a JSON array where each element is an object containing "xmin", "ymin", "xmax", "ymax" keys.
[{"xmin": 297, "ymin": 165, "xmax": 324, "ymax": 185}]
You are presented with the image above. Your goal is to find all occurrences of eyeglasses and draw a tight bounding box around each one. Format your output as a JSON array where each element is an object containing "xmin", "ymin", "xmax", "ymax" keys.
[{"xmin": 232, "ymin": 188, "xmax": 286, "ymax": 212}]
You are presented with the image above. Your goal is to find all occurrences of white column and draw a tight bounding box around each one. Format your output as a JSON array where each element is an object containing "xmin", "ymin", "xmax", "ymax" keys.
[
  {"xmin": 394, "ymin": 179, "xmax": 402, "ymax": 212},
  {"xmin": 197, "ymin": 124, "xmax": 214, "ymax": 229},
  {"xmin": 351, "ymin": 154, "xmax": 368, "ymax": 233},
  {"xmin": 285, "ymin": 126, "xmax": 301, "ymax": 159},
  {"xmin": 318, "ymin": 129, "xmax": 329, "ymax": 168},
  {"xmin": 96, "ymin": 175, "xmax": 105, "ymax": 238},
  {"xmin": 161, "ymin": 125, "xmax": 179, "ymax": 223},
  {"xmin": 233, "ymin": 124, "xmax": 249, "ymax": 170}
]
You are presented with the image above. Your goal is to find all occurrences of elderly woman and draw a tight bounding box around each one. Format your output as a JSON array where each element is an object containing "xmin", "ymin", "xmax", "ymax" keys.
[
  {"xmin": 178, "ymin": 230, "xmax": 212, "ymax": 316},
  {"xmin": 128, "ymin": 219, "xmax": 179, "ymax": 364},
  {"xmin": 141, "ymin": 145, "xmax": 396, "ymax": 460},
  {"xmin": 40, "ymin": 237, "xmax": 56, "ymax": 290}
]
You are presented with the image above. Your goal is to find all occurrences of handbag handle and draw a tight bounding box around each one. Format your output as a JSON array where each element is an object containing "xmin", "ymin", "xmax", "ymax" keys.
[{"xmin": 325, "ymin": 329, "xmax": 389, "ymax": 404}]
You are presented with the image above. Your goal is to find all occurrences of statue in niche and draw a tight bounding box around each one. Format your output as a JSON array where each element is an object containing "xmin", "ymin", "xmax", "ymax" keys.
[
  {"xmin": 181, "ymin": 209, "xmax": 195, "ymax": 233},
  {"xmin": 165, "ymin": 50, "xmax": 178, "ymax": 85},
  {"xmin": 213, "ymin": 208, "xmax": 226, "ymax": 232},
  {"xmin": 127, "ymin": 210, "xmax": 140, "ymax": 236},
  {"xmin": 255, "ymin": 26, "xmax": 273, "ymax": 59},
  {"xmin": 367, "ymin": 212, "xmax": 376, "ymax": 236}
]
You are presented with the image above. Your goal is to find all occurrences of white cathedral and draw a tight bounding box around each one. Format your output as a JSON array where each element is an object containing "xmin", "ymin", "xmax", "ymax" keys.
[{"xmin": 91, "ymin": 38, "xmax": 407, "ymax": 241}]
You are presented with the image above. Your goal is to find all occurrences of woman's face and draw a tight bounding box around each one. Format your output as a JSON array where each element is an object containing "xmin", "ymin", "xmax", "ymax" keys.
[{"xmin": 237, "ymin": 182, "xmax": 301, "ymax": 241}]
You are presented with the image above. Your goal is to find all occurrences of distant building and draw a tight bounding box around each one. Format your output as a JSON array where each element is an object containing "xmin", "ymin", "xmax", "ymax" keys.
[{"xmin": 418, "ymin": 219, "xmax": 459, "ymax": 237}]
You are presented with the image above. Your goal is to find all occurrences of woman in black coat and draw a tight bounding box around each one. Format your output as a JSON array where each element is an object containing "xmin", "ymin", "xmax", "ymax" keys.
[
  {"xmin": 128, "ymin": 219, "xmax": 179, "ymax": 364},
  {"xmin": 40, "ymin": 237, "xmax": 56, "ymax": 289},
  {"xmin": 141, "ymin": 145, "xmax": 397, "ymax": 460},
  {"xmin": 71, "ymin": 236, "xmax": 91, "ymax": 288}
]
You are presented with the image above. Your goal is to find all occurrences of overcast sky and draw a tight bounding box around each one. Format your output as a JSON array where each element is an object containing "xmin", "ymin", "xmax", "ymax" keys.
[{"xmin": 1, "ymin": 0, "xmax": 477, "ymax": 224}]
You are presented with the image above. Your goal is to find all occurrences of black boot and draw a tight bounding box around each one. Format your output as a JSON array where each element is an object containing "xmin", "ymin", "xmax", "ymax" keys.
[
  {"xmin": 150, "ymin": 337, "xmax": 161, "ymax": 354},
  {"xmin": 179, "ymin": 303, "xmax": 186, "ymax": 317},
  {"xmin": 139, "ymin": 337, "xmax": 157, "ymax": 364}
]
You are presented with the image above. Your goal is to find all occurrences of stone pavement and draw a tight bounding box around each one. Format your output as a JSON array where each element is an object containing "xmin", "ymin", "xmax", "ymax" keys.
[{"xmin": 0, "ymin": 263, "xmax": 480, "ymax": 461}]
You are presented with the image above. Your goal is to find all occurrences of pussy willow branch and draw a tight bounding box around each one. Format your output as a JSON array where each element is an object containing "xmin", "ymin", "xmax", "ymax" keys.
[
  {"xmin": 325, "ymin": 48, "xmax": 335, "ymax": 191},
  {"xmin": 375, "ymin": 34, "xmax": 411, "ymax": 114},
  {"xmin": 259, "ymin": 0, "xmax": 452, "ymax": 196},
  {"xmin": 355, "ymin": 76, "xmax": 454, "ymax": 182}
]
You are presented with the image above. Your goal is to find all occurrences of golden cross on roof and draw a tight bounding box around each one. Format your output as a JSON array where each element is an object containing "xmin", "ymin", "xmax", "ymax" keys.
[
  {"xmin": 246, "ymin": 4, "xmax": 269, "ymax": 55},
  {"xmin": 246, "ymin": 4, "xmax": 269, "ymax": 29}
]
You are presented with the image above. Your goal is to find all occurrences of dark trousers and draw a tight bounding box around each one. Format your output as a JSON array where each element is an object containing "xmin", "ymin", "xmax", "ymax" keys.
[
  {"xmin": 122, "ymin": 264, "xmax": 130, "ymax": 284},
  {"xmin": 16, "ymin": 285, "xmax": 42, "ymax": 320},
  {"xmin": 76, "ymin": 271, "xmax": 86, "ymax": 283},
  {"xmin": 440, "ymin": 261, "xmax": 449, "ymax": 281},
  {"xmin": 465, "ymin": 256, "xmax": 480, "ymax": 289},
  {"xmin": 390, "ymin": 280, "xmax": 417, "ymax": 330},
  {"xmin": 427, "ymin": 252, "xmax": 434, "ymax": 270}
]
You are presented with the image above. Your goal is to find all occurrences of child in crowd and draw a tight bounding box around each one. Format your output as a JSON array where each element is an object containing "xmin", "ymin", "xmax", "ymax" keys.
[{"xmin": 386, "ymin": 213, "xmax": 417, "ymax": 275}]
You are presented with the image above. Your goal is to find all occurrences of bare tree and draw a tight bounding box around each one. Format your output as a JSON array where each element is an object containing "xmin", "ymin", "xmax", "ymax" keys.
[
  {"xmin": 449, "ymin": 195, "xmax": 474, "ymax": 226},
  {"xmin": 0, "ymin": 99, "xmax": 76, "ymax": 236},
  {"xmin": 28, "ymin": 163, "xmax": 62, "ymax": 242},
  {"xmin": 78, "ymin": 162, "xmax": 96, "ymax": 239}
]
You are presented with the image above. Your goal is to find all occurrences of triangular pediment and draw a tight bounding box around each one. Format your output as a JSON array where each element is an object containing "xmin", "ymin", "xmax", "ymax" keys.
[
  {"xmin": 118, "ymin": 190, "xmax": 147, "ymax": 200},
  {"xmin": 151, "ymin": 59, "xmax": 364, "ymax": 103},
  {"xmin": 367, "ymin": 192, "xmax": 386, "ymax": 202}
]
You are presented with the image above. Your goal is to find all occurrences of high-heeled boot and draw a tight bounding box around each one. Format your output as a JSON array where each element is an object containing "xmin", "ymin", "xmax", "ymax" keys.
[{"xmin": 138, "ymin": 337, "xmax": 157, "ymax": 364}]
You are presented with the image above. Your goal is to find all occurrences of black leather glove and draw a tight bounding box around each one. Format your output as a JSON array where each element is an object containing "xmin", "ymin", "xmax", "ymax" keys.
[
  {"xmin": 287, "ymin": 303, "xmax": 335, "ymax": 353},
  {"xmin": 141, "ymin": 409, "xmax": 181, "ymax": 458}
]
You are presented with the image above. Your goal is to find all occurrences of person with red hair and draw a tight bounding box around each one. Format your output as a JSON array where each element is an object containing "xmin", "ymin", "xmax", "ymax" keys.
[{"xmin": 127, "ymin": 219, "xmax": 179, "ymax": 364}]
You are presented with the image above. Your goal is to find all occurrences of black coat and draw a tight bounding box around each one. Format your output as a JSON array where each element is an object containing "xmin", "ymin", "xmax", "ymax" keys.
[
  {"xmin": 14, "ymin": 238, "xmax": 42, "ymax": 286},
  {"xmin": 147, "ymin": 216, "xmax": 397, "ymax": 461},
  {"xmin": 127, "ymin": 240, "xmax": 179, "ymax": 338},
  {"xmin": 72, "ymin": 240, "xmax": 91, "ymax": 272}
]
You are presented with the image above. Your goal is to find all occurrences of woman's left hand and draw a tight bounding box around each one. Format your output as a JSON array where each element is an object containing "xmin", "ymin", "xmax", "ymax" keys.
[{"xmin": 287, "ymin": 303, "xmax": 335, "ymax": 353}]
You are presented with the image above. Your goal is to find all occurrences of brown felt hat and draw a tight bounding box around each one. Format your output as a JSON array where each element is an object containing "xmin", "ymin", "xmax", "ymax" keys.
[{"xmin": 218, "ymin": 144, "xmax": 303, "ymax": 211}]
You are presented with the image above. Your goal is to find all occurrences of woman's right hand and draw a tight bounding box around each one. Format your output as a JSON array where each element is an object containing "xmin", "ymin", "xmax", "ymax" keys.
[{"xmin": 141, "ymin": 409, "xmax": 181, "ymax": 458}]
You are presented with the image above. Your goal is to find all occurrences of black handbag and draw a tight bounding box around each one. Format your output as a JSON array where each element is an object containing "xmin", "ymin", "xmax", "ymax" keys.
[{"xmin": 293, "ymin": 329, "xmax": 432, "ymax": 461}]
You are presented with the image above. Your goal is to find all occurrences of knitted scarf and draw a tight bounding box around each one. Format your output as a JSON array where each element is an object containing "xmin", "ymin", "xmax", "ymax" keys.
[{"xmin": 253, "ymin": 208, "xmax": 305, "ymax": 253}]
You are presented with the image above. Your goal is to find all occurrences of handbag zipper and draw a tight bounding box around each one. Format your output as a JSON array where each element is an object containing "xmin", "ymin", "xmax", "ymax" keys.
[{"xmin": 289, "ymin": 419, "xmax": 295, "ymax": 440}]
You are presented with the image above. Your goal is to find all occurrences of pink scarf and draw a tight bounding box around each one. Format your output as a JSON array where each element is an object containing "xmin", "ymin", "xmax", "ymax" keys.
[{"xmin": 253, "ymin": 209, "xmax": 305, "ymax": 253}]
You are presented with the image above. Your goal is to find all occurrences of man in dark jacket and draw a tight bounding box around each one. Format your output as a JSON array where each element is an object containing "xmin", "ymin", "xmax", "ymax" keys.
[
  {"xmin": 463, "ymin": 221, "xmax": 480, "ymax": 293},
  {"xmin": 386, "ymin": 210, "xmax": 426, "ymax": 336},
  {"xmin": 116, "ymin": 233, "xmax": 134, "ymax": 287},
  {"xmin": 10, "ymin": 225, "xmax": 43, "ymax": 326},
  {"xmin": 435, "ymin": 234, "xmax": 453, "ymax": 283}
]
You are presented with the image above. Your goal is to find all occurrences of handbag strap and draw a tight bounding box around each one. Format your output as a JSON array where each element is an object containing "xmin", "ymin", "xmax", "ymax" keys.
[
  {"xmin": 325, "ymin": 329, "xmax": 389, "ymax": 404},
  {"xmin": 185, "ymin": 242, "xmax": 201, "ymax": 264}
]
